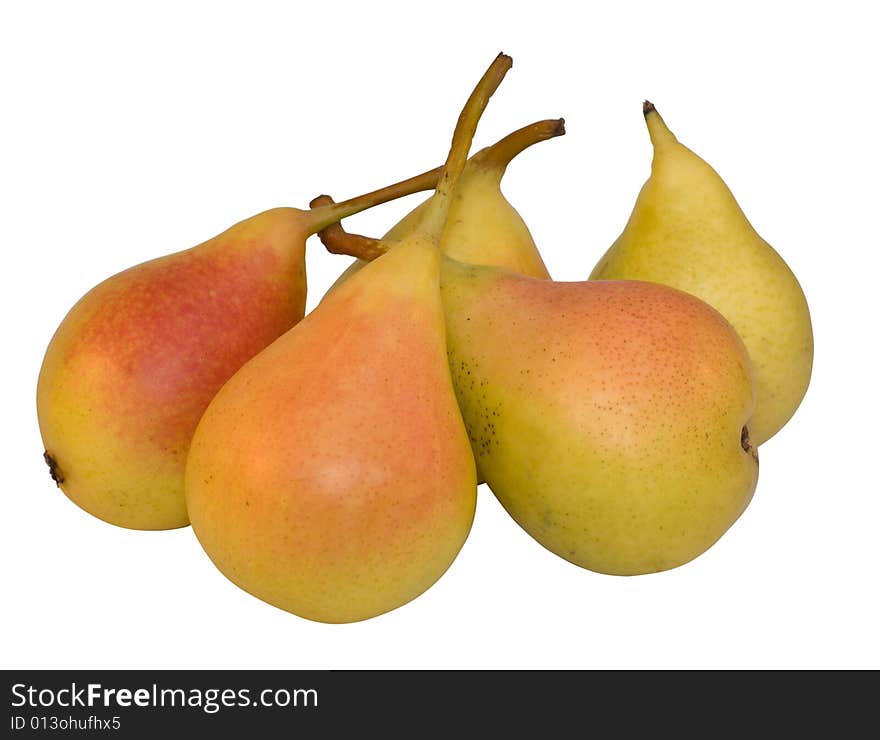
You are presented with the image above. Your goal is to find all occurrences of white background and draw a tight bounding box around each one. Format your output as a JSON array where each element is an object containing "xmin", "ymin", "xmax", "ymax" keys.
[{"xmin": 2, "ymin": 1, "xmax": 878, "ymax": 669}]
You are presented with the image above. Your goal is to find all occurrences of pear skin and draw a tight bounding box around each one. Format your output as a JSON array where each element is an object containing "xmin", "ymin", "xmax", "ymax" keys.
[
  {"xmin": 441, "ymin": 263, "xmax": 759, "ymax": 576},
  {"xmin": 37, "ymin": 208, "xmax": 309, "ymax": 530},
  {"xmin": 185, "ymin": 241, "xmax": 477, "ymax": 622},
  {"xmin": 591, "ymin": 103, "xmax": 813, "ymax": 445}
]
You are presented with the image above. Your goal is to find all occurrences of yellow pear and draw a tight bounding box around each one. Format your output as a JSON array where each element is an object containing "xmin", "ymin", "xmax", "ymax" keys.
[
  {"xmin": 591, "ymin": 102, "xmax": 813, "ymax": 445},
  {"xmin": 440, "ymin": 266, "xmax": 759, "ymax": 575},
  {"xmin": 184, "ymin": 54, "xmax": 510, "ymax": 621}
]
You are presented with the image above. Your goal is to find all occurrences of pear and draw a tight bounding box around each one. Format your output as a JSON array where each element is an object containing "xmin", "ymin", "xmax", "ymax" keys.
[
  {"xmin": 323, "ymin": 117, "xmax": 563, "ymax": 293},
  {"xmin": 36, "ymin": 174, "xmax": 437, "ymax": 531},
  {"xmin": 439, "ymin": 268, "xmax": 759, "ymax": 575},
  {"xmin": 590, "ymin": 102, "xmax": 813, "ymax": 445},
  {"xmin": 184, "ymin": 54, "xmax": 510, "ymax": 622},
  {"xmin": 317, "ymin": 228, "xmax": 759, "ymax": 578}
]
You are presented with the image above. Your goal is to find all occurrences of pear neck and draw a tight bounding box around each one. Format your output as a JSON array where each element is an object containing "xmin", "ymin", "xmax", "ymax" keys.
[{"xmin": 644, "ymin": 104, "xmax": 678, "ymax": 150}]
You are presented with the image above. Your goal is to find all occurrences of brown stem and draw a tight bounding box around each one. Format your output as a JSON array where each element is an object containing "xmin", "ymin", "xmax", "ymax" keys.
[
  {"xmin": 310, "ymin": 116, "xmax": 563, "ymax": 230},
  {"xmin": 305, "ymin": 53, "xmax": 512, "ymax": 238},
  {"xmin": 471, "ymin": 118, "xmax": 565, "ymax": 172},
  {"xmin": 313, "ymin": 54, "xmax": 514, "ymax": 258},
  {"xmin": 311, "ymin": 196, "xmax": 388, "ymax": 262},
  {"xmin": 419, "ymin": 52, "xmax": 512, "ymax": 237},
  {"xmin": 304, "ymin": 165, "xmax": 441, "ymax": 234},
  {"xmin": 313, "ymin": 116, "xmax": 563, "ymax": 259}
]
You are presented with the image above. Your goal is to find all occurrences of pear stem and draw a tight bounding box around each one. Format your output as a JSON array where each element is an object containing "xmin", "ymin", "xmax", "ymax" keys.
[
  {"xmin": 305, "ymin": 54, "xmax": 512, "ymax": 238},
  {"xmin": 320, "ymin": 221, "xmax": 385, "ymax": 262},
  {"xmin": 310, "ymin": 195, "xmax": 388, "ymax": 262},
  {"xmin": 304, "ymin": 166, "xmax": 441, "ymax": 234},
  {"xmin": 313, "ymin": 54, "xmax": 516, "ymax": 262},
  {"xmin": 313, "ymin": 115, "xmax": 566, "ymax": 263},
  {"xmin": 313, "ymin": 116, "xmax": 564, "ymax": 262},
  {"xmin": 417, "ymin": 52, "xmax": 512, "ymax": 238},
  {"xmin": 471, "ymin": 118, "xmax": 565, "ymax": 172}
]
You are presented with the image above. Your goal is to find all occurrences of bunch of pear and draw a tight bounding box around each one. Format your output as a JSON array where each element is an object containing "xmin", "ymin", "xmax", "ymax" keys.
[{"xmin": 36, "ymin": 54, "xmax": 812, "ymax": 623}]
